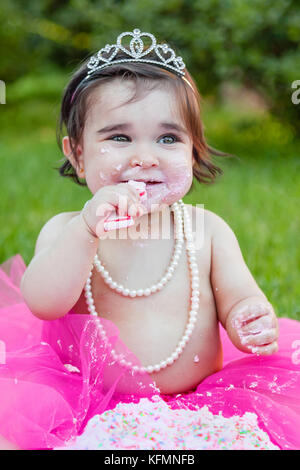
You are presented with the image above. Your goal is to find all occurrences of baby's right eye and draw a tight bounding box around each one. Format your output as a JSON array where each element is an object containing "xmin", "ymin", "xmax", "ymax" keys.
[{"xmin": 109, "ymin": 134, "xmax": 130, "ymax": 142}]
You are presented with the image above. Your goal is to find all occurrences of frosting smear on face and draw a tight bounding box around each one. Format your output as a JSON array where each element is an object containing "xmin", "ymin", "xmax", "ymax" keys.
[{"xmin": 80, "ymin": 78, "xmax": 194, "ymax": 214}]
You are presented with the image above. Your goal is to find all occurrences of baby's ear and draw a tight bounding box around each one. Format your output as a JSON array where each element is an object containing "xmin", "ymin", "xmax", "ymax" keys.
[
  {"xmin": 62, "ymin": 136, "xmax": 84, "ymax": 177},
  {"xmin": 191, "ymin": 146, "xmax": 196, "ymax": 165}
]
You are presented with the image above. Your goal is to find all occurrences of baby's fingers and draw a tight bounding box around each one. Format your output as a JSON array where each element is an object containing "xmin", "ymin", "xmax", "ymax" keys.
[
  {"xmin": 128, "ymin": 202, "xmax": 147, "ymax": 218},
  {"xmin": 250, "ymin": 341, "xmax": 278, "ymax": 356},
  {"xmin": 233, "ymin": 302, "xmax": 272, "ymax": 329},
  {"xmin": 242, "ymin": 313, "xmax": 276, "ymax": 336},
  {"xmin": 240, "ymin": 328, "xmax": 278, "ymax": 348}
]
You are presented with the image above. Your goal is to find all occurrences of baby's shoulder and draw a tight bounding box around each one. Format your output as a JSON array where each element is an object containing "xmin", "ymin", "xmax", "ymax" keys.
[
  {"xmin": 189, "ymin": 204, "xmax": 233, "ymax": 238},
  {"xmin": 34, "ymin": 211, "xmax": 79, "ymax": 255}
]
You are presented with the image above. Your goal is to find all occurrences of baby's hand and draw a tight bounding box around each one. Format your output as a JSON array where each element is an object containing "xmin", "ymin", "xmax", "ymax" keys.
[
  {"xmin": 231, "ymin": 302, "xmax": 279, "ymax": 355},
  {"xmin": 81, "ymin": 182, "xmax": 147, "ymax": 238}
]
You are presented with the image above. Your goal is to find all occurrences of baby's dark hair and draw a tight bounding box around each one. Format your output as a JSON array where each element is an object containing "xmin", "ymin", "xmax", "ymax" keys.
[{"xmin": 56, "ymin": 47, "xmax": 234, "ymax": 187}]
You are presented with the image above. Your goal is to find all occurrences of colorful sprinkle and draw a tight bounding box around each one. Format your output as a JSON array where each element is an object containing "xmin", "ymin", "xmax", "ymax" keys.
[{"xmin": 56, "ymin": 396, "xmax": 279, "ymax": 450}]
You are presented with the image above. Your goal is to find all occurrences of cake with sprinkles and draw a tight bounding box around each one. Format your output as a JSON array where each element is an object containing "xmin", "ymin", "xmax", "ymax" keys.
[{"xmin": 56, "ymin": 396, "xmax": 279, "ymax": 450}]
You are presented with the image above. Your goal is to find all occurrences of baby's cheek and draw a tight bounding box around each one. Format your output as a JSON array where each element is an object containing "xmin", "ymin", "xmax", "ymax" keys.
[{"xmin": 162, "ymin": 164, "xmax": 193, "ymax": 205}]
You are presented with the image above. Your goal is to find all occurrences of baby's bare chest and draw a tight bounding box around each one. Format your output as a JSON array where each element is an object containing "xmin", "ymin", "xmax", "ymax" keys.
[{"xmin": 73, "ymin": 227, "xmax": 222, "ymax": 393}]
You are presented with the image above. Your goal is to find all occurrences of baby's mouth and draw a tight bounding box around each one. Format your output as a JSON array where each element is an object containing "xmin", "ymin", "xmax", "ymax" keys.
[
  {"xmin": 121, "ymin": 180, "xmax": 162, "ymax": 185},
  {"xmin": 120, "ymin": 180, "xmax": 167, "ymax": 201}
]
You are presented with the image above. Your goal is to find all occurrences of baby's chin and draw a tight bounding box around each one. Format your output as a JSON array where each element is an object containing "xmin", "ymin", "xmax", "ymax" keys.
[
  {"xmin": 145, "ymin": 194, "xmax": 187, "ymax": 216},
  {"xmin": 158, "ymin": 184, "xmax": 191, "ymax": 207}
]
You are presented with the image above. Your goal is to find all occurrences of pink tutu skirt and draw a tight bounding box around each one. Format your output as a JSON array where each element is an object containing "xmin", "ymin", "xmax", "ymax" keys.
[{"xmin": 0, "ymin": 254, "xmax": 300, "ymax": 450}]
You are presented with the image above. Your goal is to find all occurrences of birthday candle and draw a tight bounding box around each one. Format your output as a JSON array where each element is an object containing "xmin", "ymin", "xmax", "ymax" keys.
[{"xmin": 103, "ymin": 215, "xmax": 135, "ymax": 232}]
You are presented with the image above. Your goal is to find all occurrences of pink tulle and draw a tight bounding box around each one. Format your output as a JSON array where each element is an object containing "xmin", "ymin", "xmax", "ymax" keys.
[{"xmin": 0, "ymin": 254, "xmax": 300, "ymax": 450}]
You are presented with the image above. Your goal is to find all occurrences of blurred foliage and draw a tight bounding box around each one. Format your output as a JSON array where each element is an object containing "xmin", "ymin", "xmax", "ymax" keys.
[{"xmin": 1, "ymin": 0, "xmax": 300, "ymax": 134}]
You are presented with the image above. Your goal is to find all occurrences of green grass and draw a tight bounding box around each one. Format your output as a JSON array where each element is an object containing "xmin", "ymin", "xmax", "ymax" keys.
[{"xmin": 0, "ymin": 80, "xmax": 299, "ymax": 320}]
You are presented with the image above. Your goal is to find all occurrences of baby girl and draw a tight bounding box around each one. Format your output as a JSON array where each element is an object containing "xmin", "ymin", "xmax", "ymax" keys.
[{"xmin": 20, "ymin": 29, "xmax": 278, "ymax": 396}]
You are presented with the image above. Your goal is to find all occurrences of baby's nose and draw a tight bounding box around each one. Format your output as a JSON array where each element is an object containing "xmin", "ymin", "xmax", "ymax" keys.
[{"xmin": 130, "ymin": 157, "xmax": 159, "ymax": 168}]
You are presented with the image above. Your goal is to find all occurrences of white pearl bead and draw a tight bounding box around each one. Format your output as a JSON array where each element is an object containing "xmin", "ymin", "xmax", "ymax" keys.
[
  {"xmin": 137, "ymin": 289, "xmax": 144, "ymax": 296},
  {"xmin": 129, "ymin": 290, "xmax": 137, "ymax": 297},
  {"xmin": 186, "ymin": 325, "xmax": 194, "ymax": 334},
  {"xmin": 166, "ymin": 357, "xmax": 175, "ymax": 365},
  {"xmin": 159, "ymin": 361, "xmax": 168, "ymax": 369},
  {"xmin": 144, "ymin": 288, "xmax": 151, "ymax": 296},
  {"xmin": 182, "ymin": 333, "xmax": 190, "ymax": 342}
]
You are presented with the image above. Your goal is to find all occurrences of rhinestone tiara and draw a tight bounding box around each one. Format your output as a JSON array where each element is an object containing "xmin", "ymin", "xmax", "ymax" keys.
[
  {"xmin": 86, "ymin": 28, "xmax": 186, "ymax": 78},
  {"xmin": 70, "ymin": 29, "xmax": 191, "ymax": 104}
]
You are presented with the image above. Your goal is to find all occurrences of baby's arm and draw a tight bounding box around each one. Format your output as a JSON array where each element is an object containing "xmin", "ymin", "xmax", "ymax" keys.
[
  {"xmin": 20, "ymin": 212, "xmax": 99, "ymax": 320},
  {"xmin": 209, "ymin": 211, "xmax": 278, "ymax": 355},
  {"xmin": 20, "ymin": 184, "xmax": 145, "ymax": 320}
]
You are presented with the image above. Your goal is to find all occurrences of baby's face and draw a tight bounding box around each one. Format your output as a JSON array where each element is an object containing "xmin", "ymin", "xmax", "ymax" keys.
[{"xmin": 68, "ymin": 78, "xmax": 194, "ymax": 210}]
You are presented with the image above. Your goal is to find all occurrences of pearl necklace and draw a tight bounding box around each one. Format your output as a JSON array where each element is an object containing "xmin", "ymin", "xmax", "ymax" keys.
[
  {"xmin": 84, "ymin": 199, "xmax": 200, "ymax": 374},
  {"xmin": 93, "ymin": 203, "xmax": 185, "ymax": 296}
]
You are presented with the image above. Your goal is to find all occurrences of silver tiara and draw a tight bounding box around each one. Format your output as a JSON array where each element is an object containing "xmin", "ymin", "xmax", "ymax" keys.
[{"xmin": 85, "ymin": 28, "xmax": 186, "ymax": 78}]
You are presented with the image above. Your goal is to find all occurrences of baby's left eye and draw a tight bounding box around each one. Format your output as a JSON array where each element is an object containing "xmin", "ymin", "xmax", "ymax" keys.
[{"xmin": 159, "ymin": 134, "xmax": 179, "ymax": 144}]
